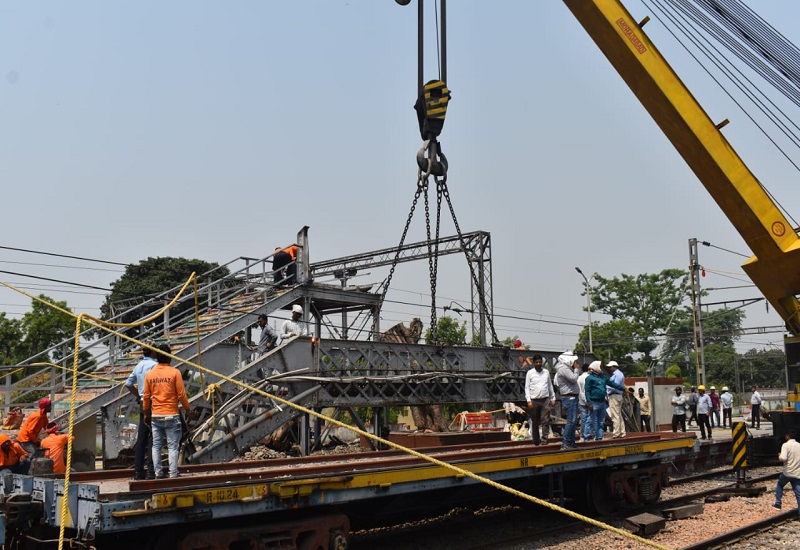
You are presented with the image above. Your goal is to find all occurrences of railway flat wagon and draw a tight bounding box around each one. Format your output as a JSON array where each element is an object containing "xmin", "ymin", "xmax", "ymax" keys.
[{"xmin": 0, "ymin": 433, "xmax": 695, "ymax": 549}]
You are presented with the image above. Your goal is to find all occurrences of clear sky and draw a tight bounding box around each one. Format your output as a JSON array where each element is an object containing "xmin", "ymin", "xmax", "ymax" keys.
[{"xmin": 2, "ymin": 1, "xmax": 799, "ymax": 359}]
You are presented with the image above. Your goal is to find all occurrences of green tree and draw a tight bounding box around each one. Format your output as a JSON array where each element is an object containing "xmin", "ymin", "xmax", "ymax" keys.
[
  {"xmin": 0, "ymin": 313, "xmax": 24, "ymax": 366},
  {"xmin": 426, "ymin": 316, "xmax": 467, "ymax": 345},
  {"xmin": 100, "ymin": 257, "xmax": 228, "ymax": 338},
  {"xmin": 20, "ymin": 296, "xmax": 77, "ymax": 361},
  {"xmin": 580, "ymin": 269, "xmax": 689, "ymax": 367},
  {"xmin": 739, "ymin": 348, "xmax": 785, "ymax": 390},
  {"xmin": 664, "ymin": 364, "xmax": 683, "ymax": 379},
  {"xmin": 6, "ymin": 295, "xmax": 95, "ymax": 386}
]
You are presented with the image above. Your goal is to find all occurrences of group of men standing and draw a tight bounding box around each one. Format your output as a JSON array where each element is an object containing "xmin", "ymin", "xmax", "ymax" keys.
[
  {"xmin": 684, "ymin": 385, "xmax": 735, "ymax": 429},
  {"xmin": 521, "ymin": 348, "xmax": 647, "ymax": 449}
]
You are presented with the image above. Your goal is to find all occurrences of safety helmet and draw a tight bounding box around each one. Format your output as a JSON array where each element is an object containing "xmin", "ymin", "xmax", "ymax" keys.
[
  {"xmin": 697, "ymin": 385, "xmax": 706, "ymax": 391},
  {"xmin": 722, "ymin": 386, "xmax": 729, "ymax": 391}
]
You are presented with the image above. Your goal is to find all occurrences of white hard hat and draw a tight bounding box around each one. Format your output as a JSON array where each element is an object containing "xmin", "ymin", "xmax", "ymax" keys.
[
  {"xmin": 722, "ymin": 386, "xmax": 729, "ymax": 391},
  {"xmin": 292, "ymin": 304, "xmax": 303, "ymax": 314},
  {"xmin": 710, "ymin": 386, "xmax": 716, "ymax": 390},
  {"xmin": 607, "ymin": 360, "xmax": 619, "ymax": 368}
]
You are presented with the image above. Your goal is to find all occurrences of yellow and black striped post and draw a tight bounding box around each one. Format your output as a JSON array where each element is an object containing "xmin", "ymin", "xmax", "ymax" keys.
[{"xmin": 731, "ymin": 421, "xmax": 749, "ymax": 484}]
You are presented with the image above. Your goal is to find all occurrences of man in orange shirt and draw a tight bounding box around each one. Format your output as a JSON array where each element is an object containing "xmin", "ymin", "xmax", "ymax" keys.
[
  {"xmin": 143, "ymin": 344, "xmax": 191, "ymax": 479},
  {"xmin": 272, "ymin": 244, "xmax": 299, "ymax": 287},
  {"xmin": 40, "ymin": 422, "xmax": 74, "ymax": 475},
  {"xmin": 0, "ymin": 434, "xmax": 30, "ymax": 474},
  {"xmin": 17, "ymin": 397, "xmax": 52, "ymax": 456}
]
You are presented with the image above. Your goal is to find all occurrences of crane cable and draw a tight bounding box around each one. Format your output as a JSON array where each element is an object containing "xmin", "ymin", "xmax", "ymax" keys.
[{"xmin": 641, "ymin": 0, "xmax": 800, "ymax": 229}]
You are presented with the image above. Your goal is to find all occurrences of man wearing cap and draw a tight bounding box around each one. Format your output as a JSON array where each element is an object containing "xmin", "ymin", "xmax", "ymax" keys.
[
  {"xmin": 606, "ymin": 361, "xmax": 626, "ymax": 439},
  {"xmin": 40, "ymin": 422, "xmax": 74, "ymax": 475},
  {"xmin": 584, "ymin": 361, "xmax": 625, "ymax": 441},
  {"xmin": 671, "ymin": 386, "xmax": 687, "ymax": 433},
  {"xmin": 281, "ymin": 304, "xmax": 308, "ymax": 339},
  {"xmin": 697, "ymin": 385, "xmax": 713, "ymax": 440},
  {"xmin": 514, "ymin": 339, "xmax": 532, "ymax": 368},
  {"xmin": 709, "ymin": 386, "xmax": 721, "ymax": 428},
  {"xmin": 720, "ymin": 386, "xmax": 734, "ymax": 428},
  {"xmin": 0, "ymin": 435, "xmax": 29, "ymax": 474},
  {"xmin": 554, "ymin": 352, "xmax": 580, "ymax": 450},
  {"xmin": 17, "ymin": 397, "xmax": 52, "ymax": 456},
  {"xmin": 525, "ymin": 355, "xmax": 555, "ymax": 445}
]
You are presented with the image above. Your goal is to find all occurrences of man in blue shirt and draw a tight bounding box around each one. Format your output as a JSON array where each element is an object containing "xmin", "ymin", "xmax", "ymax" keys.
[
  {"xmin": 606, "ymin": 361, "xmax": 626, "ymax": 439},
  {"xmin": 125, "ymin": 344, "xmax": 158, "ymax": 480}
]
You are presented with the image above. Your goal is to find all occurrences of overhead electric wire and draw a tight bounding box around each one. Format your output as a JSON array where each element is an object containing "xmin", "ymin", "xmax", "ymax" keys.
[
  {"xmin": 700, "ymin": 240, "xmax": 750, "ymax": 258},
  {"xmin": 642, "ymin": 0, "xmax": 800, "ymax": 227},
  {"xmin": 0, "ymin": 259, "xmax": 123, "ymax": 273},
  {"xmin": 0, "ymin": 245, "xmax": 129, "ymax": 266}
]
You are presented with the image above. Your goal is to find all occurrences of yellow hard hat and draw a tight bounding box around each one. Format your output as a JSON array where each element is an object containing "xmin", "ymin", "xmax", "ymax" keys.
[{"xmin": 697, "ymin": 385, "xmax": 706, "ymax": 391}]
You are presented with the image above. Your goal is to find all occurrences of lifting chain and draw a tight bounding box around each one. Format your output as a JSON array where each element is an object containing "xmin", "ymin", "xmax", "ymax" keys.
[
  {"xmin": 375, "ymin": 78, "xmax": 499, "ymax": 345},
  {"xmin": 370, "ymin": 177, "xmax": 426, "ymax": 340}
]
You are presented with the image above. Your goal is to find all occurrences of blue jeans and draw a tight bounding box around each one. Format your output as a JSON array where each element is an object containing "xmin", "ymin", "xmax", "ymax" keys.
[
  {"xmin": 711, "ymin": 409, "xmax": 720, "ymax": 427},
  {"xmin": 589, "ymin": 400, "xmax": 607, "ymax": 441},
  {"xmin": 561, "ymin": 397, "xmax": 578, "ymax": 447},
  {"xmin": 776, "ymin": 473, "xmax": 800, "ymax": 509},
  {"xmin": 579, "ymin": 402, "xmax": 593, "ymax": 440},
  {"xmin": 151, "ymin": 415, "xmax": 182, "ymax": 478}
]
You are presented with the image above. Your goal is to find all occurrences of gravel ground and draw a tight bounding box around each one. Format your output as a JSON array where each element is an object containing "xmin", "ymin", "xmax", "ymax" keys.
[{"xmin": 350, "ymin": 467, "xmax": 798, "ymax": 550}]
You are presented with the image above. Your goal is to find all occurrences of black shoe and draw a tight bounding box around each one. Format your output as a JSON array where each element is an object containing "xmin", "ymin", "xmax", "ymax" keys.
[
  {"xmin": 773, "ymin": 503, "xmax": 781, "ymax": 510},
  {"xmin": 133, "ymin": 472, "xmax": 145, "ymax": 481}
]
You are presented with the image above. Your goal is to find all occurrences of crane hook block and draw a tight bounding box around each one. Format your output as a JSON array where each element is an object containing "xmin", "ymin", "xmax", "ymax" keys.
[{"xmin": 414, "ymin": 80, "xmax": 451, "ymax": 140}]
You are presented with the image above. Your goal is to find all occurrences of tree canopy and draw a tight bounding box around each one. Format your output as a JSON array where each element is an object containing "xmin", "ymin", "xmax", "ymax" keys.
[
  {"xmin": 577, "ymin": 269, "xmax": 689, "ymax": 366},
  {"xmin": 99, "ymin": 257, "xmax": 228, "ymax": 337},
  {"xmin": 576, "ymin": 268, "xmax": 753, "ymax": 383},
  {"xmin": 426, "ymin": 316, "xmax": 467, "ymax": 345},
  {"xmin": 0, "ymin": 295, "xmax": 95, "ymax": 382}
]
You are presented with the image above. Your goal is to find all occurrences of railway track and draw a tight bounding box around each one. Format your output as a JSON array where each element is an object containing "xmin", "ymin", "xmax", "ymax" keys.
[{"xmin": 348, "ymin": 465, "xmax": 788, "ymax": 550}]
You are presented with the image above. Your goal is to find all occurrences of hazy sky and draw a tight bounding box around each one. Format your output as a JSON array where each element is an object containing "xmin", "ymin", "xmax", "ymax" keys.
[{"xmin": 2, "ymin": 1, "xmax": 799, "ymax": 358}]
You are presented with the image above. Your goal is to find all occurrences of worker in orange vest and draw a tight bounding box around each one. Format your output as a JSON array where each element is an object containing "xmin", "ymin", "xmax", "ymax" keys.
[
  {"xmin": 17, "ymin": 397, "xmax": 52, "ymax": 456},
  {"xmin": 0, "ymin": 435, "xmax": 30, "ymax": 474},
  {"xmin": 272, "ymin": 244, "xmax": 299, "ymax": 287},
  {"xmin": 40, "ymin": 422, "xmax": 74, "ymax": 475}
]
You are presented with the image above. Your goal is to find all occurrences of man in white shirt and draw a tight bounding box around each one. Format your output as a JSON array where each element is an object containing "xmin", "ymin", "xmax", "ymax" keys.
[
  {"xmin": 525, "ymin": 355, "xmax": 555, "ymax": 446},
  {"xmin": 577, "ymin": 364, "xmax": 592, "ymax": 441},
  {"xmin": 773, "ymin": 430, "xmax": 800, "ymax": 514},
  {"xmin": 720, "ymin": 387, "xmax": 734, "ymax": 428},
  {"xmin": 671, "ymin": 386, "xmax": 687, "ymax": 433},
  {"xmin": 281, "ymin": 304, "xmax": 308, "ymax": 339},
  {"xmin": 750, "ymin": 386, "xmax": 762, "ymax": 429}
]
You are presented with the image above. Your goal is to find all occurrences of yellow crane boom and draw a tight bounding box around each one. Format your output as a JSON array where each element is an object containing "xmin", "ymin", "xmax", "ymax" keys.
[{"xmin": 562, "ymin": 0, "xmax": 800, "ymax": 338}]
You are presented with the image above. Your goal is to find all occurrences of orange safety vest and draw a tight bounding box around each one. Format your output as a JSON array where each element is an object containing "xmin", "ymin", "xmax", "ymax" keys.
[
  {"xmin": 41, "ymin": 434, "xmax": 73, "ymax": 474},
  {"xmin": 284, "ymin": 245, "xmax": 298, "ymax": 261},
  {"xmin": 17, "ymin": 409, "xmax": 48, "ymax": 443}
]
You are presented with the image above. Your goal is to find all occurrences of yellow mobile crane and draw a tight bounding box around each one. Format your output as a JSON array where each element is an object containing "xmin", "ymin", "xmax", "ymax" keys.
[{"xmin": 562, "ymin": 0, "xmax": 800, "ymax": 418}]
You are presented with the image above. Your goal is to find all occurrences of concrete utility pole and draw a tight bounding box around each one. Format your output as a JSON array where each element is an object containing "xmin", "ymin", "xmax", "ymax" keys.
[{"xmin": 689, "ymin": 238, "xmax": 706, "ymax": 386}]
